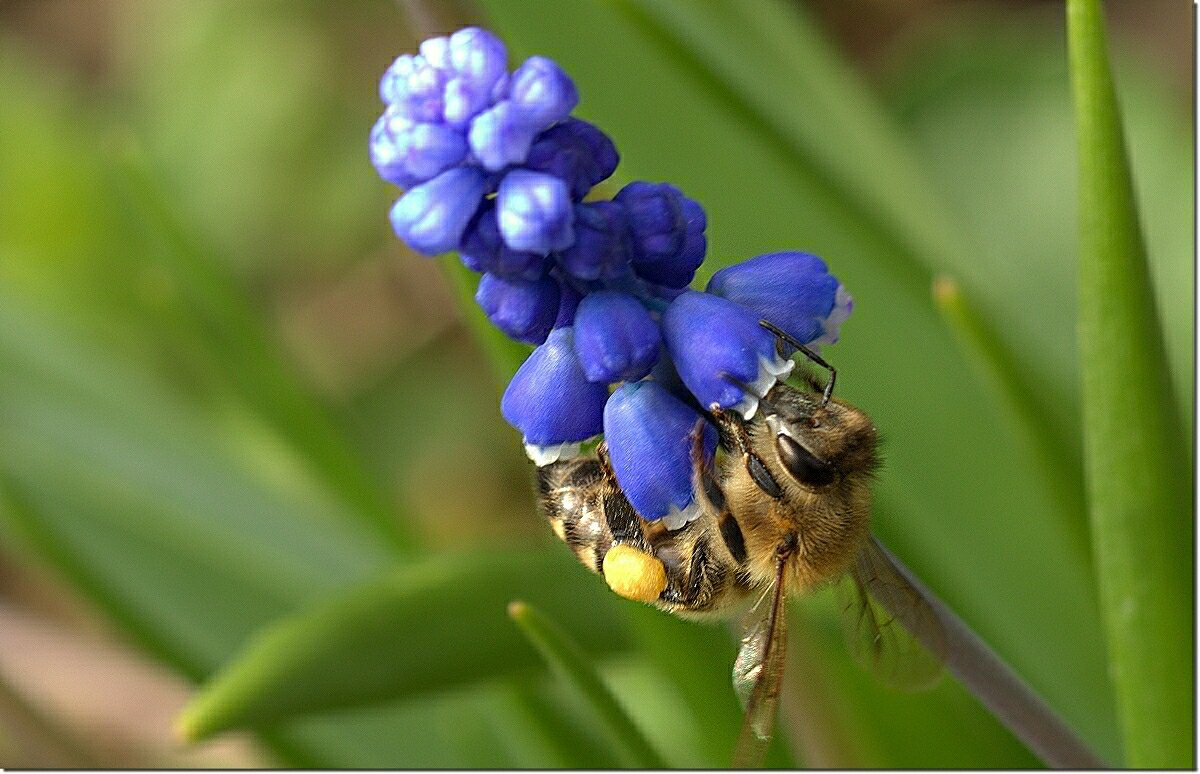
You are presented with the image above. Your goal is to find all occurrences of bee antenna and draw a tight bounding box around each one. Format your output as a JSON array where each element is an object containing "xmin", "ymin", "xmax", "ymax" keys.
[
  {"xmin": 758, "ymin": 320, "xmax": 837, "ymax": 407},
  {"xmin": 718, "ymin": 371, "xmax": 781, "ymax": 416}
]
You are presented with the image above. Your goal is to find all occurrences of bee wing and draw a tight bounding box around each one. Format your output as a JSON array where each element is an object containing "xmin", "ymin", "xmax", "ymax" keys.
[
  {"xmin": 836, "ymin": 536, "xmax": 946, "ymax": 690},
  {"xmin": 731, "ymin": 557, "xmax": 790, "ymax": 768}
]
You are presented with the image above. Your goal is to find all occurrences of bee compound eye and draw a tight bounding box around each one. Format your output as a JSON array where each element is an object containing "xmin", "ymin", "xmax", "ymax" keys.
[
  {"xmin": 776, "ymin": 433, "xmax": 836, "ymax": 487},
  {"xmin": 602, "ymin": 544, "xmax": 667, "ymax": 603}
]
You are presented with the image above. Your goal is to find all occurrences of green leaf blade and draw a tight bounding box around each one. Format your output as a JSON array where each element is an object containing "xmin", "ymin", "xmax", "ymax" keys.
[
  {"xmin": 177, "ymin": 550, "xmax": 632, "ymax": 742},
  {"xmin": 1066, "ymin": 0, "xmax": 1193, "ymax": 766},
  {"xmin": 508, "ymin": 600, "xmax": 668, "ymax": 769}
]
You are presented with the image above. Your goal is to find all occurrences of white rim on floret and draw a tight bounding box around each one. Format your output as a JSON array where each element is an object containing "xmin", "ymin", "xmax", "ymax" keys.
[
  {"xmin": 811, "ymin": 284, "xmax": 853, "ymax": 347},
  {"xmin": 731, "ymin": 353, "xmax": 796, "ymax": 420},
  {"xmin": 659, "ymin": 498, "xmax": 705, "ymax": 531},
  {"xmin": 524, "ymin": 440, "xmax": 586, "ymax": 467}
]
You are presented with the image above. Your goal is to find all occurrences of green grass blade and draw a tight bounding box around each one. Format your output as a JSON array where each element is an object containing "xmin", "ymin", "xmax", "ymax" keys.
[
  {"xmin": 1066, "ymin": 0, "xmax": 1192, "ymax": 766},
  {"xmin": 508, "ymin": 600, "xmax": 667, "ymax": 769},
  {"xmin": 177, "ymin": 550, "xmax": 630, "ymax": 742}
]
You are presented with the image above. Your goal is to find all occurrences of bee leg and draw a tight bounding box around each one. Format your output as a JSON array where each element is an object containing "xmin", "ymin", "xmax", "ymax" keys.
[
  {"xmin": 596, "ymin": 439, "xmax": 616, "ymax": 479},
  {"xmin": 759, "ymin": 319, "xmax": 837, "ymax": 405},
  {"xmin": 708, "ymin": 404, "xmax": 783, "ymax": 499},
  {"xmin": 708, "ymin": 403, "xmax": 751, "ymax": 454},
  {"xmin": 659, "ymin": 533, "xmax": 727, "ymax": 612}
]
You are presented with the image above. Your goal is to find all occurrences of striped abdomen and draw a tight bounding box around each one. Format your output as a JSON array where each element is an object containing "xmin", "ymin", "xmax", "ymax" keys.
[{"xmin": 537, "ymin": 454, "xmax": 754, "ymax": 616}]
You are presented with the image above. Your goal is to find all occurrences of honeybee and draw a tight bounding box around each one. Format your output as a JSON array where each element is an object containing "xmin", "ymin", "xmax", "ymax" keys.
[{"xmin": 537, "ymin": 321, "xmax": 945, "ymax": 766}]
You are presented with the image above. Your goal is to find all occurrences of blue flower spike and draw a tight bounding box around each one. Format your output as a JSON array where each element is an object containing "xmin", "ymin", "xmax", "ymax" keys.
[
  {"xmin": 604, "ymin": 381, "xmax": 717, "ymax": 528},
  {"xmin": 475, "ymin": 272, "xmax": 561, "ymax": 345},
  {"xmin": 497, "ymin": 170, "xmax": 575, "ymax": 254},
  {"xmin": 374, "ymin": 28, "xmax": 857, "ymax": 507},
  {"xmin": 389, "ymin": 167, "xmax": 487, "ymax": 255},
  {"xmin": 663, "ymin": 290, "xmax": 795, "ymax": 419},
  {"xmin": 707, "ymin": 251, "xmax": 850, "ymax": 347},
  {"xmin": 573, "ymin": 291, "xmax": 662, "ymax": 383},
  {"xmin": 501, "ymin": 327, "xmax": 609, "ymax": 465}
]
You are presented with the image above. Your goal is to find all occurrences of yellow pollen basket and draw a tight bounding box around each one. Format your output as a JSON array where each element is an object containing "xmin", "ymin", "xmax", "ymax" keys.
[{"xmin": 602, "ymin": 544, "xmax": 667, "ymax": 602}]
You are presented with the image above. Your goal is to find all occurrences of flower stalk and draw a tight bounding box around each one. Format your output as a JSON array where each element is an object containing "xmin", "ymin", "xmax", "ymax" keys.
[{"xmin": 872, "ymin": 538, "xmax": 1107, "ymax": 769}]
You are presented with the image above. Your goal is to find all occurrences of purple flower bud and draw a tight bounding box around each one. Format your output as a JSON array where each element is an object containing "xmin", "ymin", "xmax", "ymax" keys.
[
  {"xmin": 390, "ymin": 167, "xmax": 487, "ymax": 256},
  {"xmin": 468, "ymin": 101, "xmax": 541, "ymax": 172},
  {"xmin": 572, "ymin": 291, "xmax": 661, "ymax": 383},
  {"xmin": 497, "ymin": 170, "xmax": 575, "ymax": 254},
  {"xmin": 616, "ymin": 181, "xmax": 684, "ymax": 262},
  {"xmin": 370, "ymin": 108, "xmax": 469, "ymax": 188},
  {"xmin": 603, "ymin": 381, "xmax": 717, "ymax": 526},
  {"xmin": 508, "ymin": 56, "xmax": 579, "ymax": 129},
  {"xmin": 706, "ymin": 251, "xmax": 848, "ymax": 346},
  {"xmin": 379, "ymin": 53, "xmax": 416, "ymax": 104},
  {"xmin": 443, "ymin": 77, "xmax": 492, "ymax": 128},
  {"xmin": 524, "ymin": 119, "xmax": 619, "ymax": 200},
  {"xmin": 458, "ymin": 201, "xmax": 546, "ymax": 280},
  {"xmin": 662, "ymin": 291, "xmax": 794, "ymax": 419},
  {"xmin": 448, "ymin": 27, "xmax": 508, "ymax": 91},
  {"xmin": 633, "ymin": 194, "xmax": 705, "ymax": 288},
  {"xmin": 379, "ymin": 54, "xmax": 447, "ymax": 123},
  {"xmin": 556, "ymin": 201, "xmax": 631, "ymax": 281},
  {"xmin": 440, "ymin": 28, "xmax": 509, "ymax": 127},
  {"xmin": 418, "ymin": 36, "xmax": 451, "ymax": 70},
  {"xmin": 370, "ymin": 112, "xmax": 419, "ymax": 189},
  {"xmin": 476, "ymin": 272, "xmax": 561, "ymax": 344},
  {"xmin": 616, "ymin": 183, "xmax": 708, "ymax": 287},
  {"xmin": 502, "ymin": 327, "xmax": 608, "ymax": 460}
]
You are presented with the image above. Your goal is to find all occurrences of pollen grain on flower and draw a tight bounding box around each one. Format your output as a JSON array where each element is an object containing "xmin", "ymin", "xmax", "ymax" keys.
[{"xmin": 373, "ymin": 27, "xmax": 853, "ymax": 523}]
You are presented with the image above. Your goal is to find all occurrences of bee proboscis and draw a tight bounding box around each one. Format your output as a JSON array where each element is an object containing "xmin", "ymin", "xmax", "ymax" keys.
[{"xmin": 536, "ymin": 321, "xmax": 946, "ymax": 766}]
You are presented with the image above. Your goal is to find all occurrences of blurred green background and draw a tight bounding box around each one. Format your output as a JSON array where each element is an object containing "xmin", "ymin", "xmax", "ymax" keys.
[{"xmin": 0, "ymin": 0, "xmax": 1190, "ymax": 768}]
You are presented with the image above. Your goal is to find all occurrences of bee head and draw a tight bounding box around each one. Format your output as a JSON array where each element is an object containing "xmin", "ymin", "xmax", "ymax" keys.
[{"xmin": 756, "ymin": 383, "xmax": 879, "ymax": 489}]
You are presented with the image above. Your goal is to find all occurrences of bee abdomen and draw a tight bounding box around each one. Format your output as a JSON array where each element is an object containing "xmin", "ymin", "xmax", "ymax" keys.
[
  {"xmin": 537, "ymin": 455, "xmax": 750, "ymax": 615},
  {"xmin": 538, "ymin": 457, "xmax": 620, "ymax": 575}
]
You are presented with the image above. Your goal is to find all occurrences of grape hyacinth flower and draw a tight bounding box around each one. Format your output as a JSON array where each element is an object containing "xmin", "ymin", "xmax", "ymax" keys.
[
  {"xmin": 603, "ymin": 381, "xmax": 717, "ymax": 530},
  {"xmin": 706, "ymin": 251, "xmax": 852, "ymax": 347},
  {"xmin": 501, "ymin": 327, "xmax": 608, "ymax": 466},
  {"xmin": 573, "ymin": 291, "xmax": 662, "ymax": 384},
  {"xmin": 373, "ymin": 28, "xmax": 852, "ymax": 526},
  {"xmin": 663, "ymin": 290, "xmax": 795, "ymax": 420}
]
